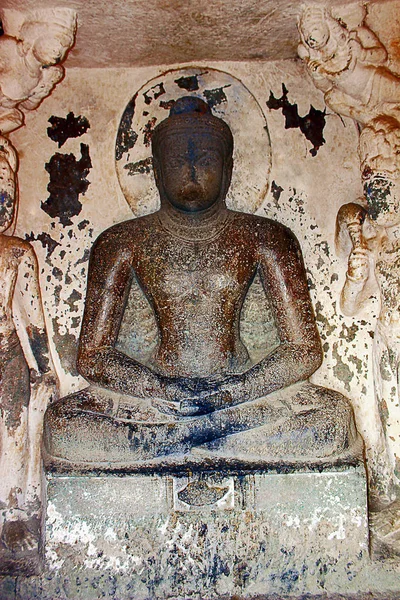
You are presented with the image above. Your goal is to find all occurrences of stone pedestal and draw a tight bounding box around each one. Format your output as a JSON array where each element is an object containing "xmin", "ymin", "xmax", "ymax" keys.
[{"xmin": 31, "ymin": 464, "xmax": 373, "ymax": 599}]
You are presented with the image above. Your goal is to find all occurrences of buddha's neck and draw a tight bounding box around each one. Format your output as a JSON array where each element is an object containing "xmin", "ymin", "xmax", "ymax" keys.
[{"xmin": 158, "ymin": 200, "xmax": 232, "ymax": 242}]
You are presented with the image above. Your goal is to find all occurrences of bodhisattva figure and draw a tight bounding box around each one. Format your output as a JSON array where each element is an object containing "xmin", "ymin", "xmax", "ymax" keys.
[
  {"xmin": 44, "ymin": 97, "xmax": 359, "ymax": 468},
  {"xmin": 0, "ymin": 137, "xmax": 57, "ymax": 564},
  {"xmin": 336, "ymin": 185, "xmax": 400, "ymax": 555}
]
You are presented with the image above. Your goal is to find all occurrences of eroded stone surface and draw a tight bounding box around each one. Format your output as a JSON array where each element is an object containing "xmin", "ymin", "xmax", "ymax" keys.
[{"xmin": 34, "ymin": 467, "xmax": 374, "ymax": 599}]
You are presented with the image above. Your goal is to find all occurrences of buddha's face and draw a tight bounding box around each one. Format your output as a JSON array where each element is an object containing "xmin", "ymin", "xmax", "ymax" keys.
[
  {"xmin": 0, "ymin": 157, "xmax": 15, "ymax": 233},
  {"xmin": 156, "ymin": 132, "xmax": 225, "ymax": 212}
]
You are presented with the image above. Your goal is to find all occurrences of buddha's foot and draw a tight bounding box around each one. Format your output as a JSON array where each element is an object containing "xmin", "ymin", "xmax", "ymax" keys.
[{"xmin": 370, "ymin": 499, "xmax": 400, "ymax": 559}]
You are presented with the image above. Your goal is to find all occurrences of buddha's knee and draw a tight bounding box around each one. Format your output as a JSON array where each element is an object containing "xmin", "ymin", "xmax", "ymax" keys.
[
  {"xmin": 300, "ymin": 384, "xmax": 358, "ymax": 450},
  {"xmin": 43, "ymin": 388, "xmax": 112, "ymax": 459}
]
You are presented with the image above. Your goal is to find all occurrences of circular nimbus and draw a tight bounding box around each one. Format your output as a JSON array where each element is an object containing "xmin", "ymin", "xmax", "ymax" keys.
[{"xmin": 115, "ymin": 67, "xmax": 271, "ymax": 216}]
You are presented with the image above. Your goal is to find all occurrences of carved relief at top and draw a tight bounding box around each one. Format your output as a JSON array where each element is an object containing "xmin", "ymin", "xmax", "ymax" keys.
[
  {"xmin": 297, "ymin": 5, "xmax": 399, "ymax": 127},
  {"xmin": 0, "ymin": 8, "xmax": 77, "ymax": 134}
]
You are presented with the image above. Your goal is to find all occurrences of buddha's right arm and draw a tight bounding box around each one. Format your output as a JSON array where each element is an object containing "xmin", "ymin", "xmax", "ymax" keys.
[
  {"xmin": 76, "ymin": 228, "xmax": 167, "ymax": 399},
  {"xmin": 78, "ymin": 346, "xmax": 166, "ymax": 398}
]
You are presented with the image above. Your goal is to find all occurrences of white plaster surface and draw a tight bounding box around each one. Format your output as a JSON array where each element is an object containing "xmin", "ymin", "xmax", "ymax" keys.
[{"xmin": 38, "ymin": 468, "xmax": 373, "ymax": 598}]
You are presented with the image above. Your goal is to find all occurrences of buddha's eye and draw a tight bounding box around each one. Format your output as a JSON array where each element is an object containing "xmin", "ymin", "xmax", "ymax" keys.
[
  {"xmin": 197, "ymin": 156, "xmax": 213, "ymax": 167},
  {"xmin": 168, "ymin": 157, "xmax": 186, "ymax": 168}
]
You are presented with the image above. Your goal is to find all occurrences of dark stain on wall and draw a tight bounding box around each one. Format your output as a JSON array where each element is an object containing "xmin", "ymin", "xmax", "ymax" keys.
[
  {"xmin": 271, "ymin": 181, "xmax": 283, "ymax": 204},
  {"xmin": 143, "ymin": 117, "xmax": 157, "ymax": 147},
  {"xmin": 124, "ymin": 157, "xmax": 153, "ymax": 176},
  {"xmin": 143, "ymin": 83, "xmax": 166, "ymax": 105},
  {"xmin": 267, "ymin": 84, "xmax": 326, "ymax": 156},
  {"xmin": 160, "ymin": 99, "xmax": 176, "ymax": 111},
  {"xmin": 47, "ymin": 112, "xmax": 90, "ymax": 148},
  {"xmin": 26, "ymin": 324, "xmax": 50, "ymax": 373},
  {"xmin": 25, "ymin": 231, "xmax": 61, "ymax": 257},
  {"xmin": 203, "ymin": 85, "xmax": 231, "ymax": 109},
  {"xmin": 363, "ymin": 177, "xmax": 392, "ymax": 221},
  {"xmin": 41, "ymin": 143, "xmax": 92, "ymax": 226},
  {"xmin": 78, "ymin": 219, "xmax": 90, "ymax": 231},
  {"xmin": 116, "ymin": 94, "xmax": 138, "ymax": 161},
  {"xmin": 52, "ymin": 318, "xmax": 79, "ymax": 376},
  {"xmin": 65, "ymin": 289, "xmax": 82, "ymax": 312},
  {"xmin": 174, "ymin": 74, "xmax": 206, "ymax": 92}
]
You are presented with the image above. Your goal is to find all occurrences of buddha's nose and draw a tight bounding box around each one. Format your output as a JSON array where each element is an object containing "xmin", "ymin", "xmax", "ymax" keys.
[{"xmin": 190, "ymin": 161, "xmax": 198, "ymax": 183}]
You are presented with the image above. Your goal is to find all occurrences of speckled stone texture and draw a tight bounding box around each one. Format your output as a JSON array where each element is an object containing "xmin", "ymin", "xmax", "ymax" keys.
[{"xmin": 6, "ymin": 463, "xmax": 381, "ymax": 599}]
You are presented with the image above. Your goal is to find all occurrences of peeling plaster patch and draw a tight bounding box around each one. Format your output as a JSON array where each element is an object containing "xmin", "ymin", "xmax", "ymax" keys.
[
  {"xmin": 174, "ymin": 73, "xmax": 205, "ymax": 92},
  {"xmin": 115, "ymin": 94, "xmax": 138, "ymax": 161},
  {"xmin": 65, "ymin": 289, "xmax": 82, "ymax": 312},
  {"xmin": 25, "ymin": 231, "xmax": 60, "ymax": 258},
  {"xmin": 75, "ymin": 248, "xmax": 90, "ymax": 266},
  {"xmin": 41, "ymin": 144, "xmax": 92, "ymax": 226},
  {"xmin": 332, "ymin": 342, "xmax": 353, "ymax": 391},
  {"xmin": 340, "ymin": 323, "xmax": 359, "ymax": 343},
  {"xmin": 143, "ymin": 82, "xmax": 166, "ymax": 106},
  {"xmin": 314, "ymin": 301, "xmax": 336, "ymax": 338},
  {"xmin": 47, "ymin": 112, "xmax": 90, "ymax": 148},
  {"xmin": 27, "ymin": 324, "xmax": 50, "ymax": 373},
  {"xmin": 271, "ymin": 181, "xmax": 283, "ymax": 208},
  {"xmin": 159, "ymin": 99, "xmax": 176, "ymax": 111},
  {"xmin": 124, "ymin": 157, "xmax": 153, "ymax": 176},
  {"xmin": 203, "ymin": 85, "xmax": 231, "ymax": 108},
  {"xmin": 143, "ymin": 117, "xmax": 157, "ymax": 147},
  {"xmin": 78, "ymin": 219, "xmax": 90, "ymax": 231},
  {"xmin": 348, "ymin": 354, "xmax": 363, "ymax": 375},
  {"xmin": 52, "ymin": 266, "xmax": 62, "ymax": 281},
  {"xmin": 267, "ymin": 84, "xmax": 326, "ymax": 156},
  {"xmin": 364, "ymin": 177, "xmax": 393, "ymax": 221}
]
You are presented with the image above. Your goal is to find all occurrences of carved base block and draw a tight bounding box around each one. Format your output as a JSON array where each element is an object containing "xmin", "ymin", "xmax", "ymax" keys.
[{"xmin": 32, "ymin": 465, "xmax": 382, "ymax": 599}]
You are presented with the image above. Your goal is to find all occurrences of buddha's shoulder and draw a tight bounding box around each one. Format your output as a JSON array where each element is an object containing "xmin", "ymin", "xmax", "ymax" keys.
[
  {"xmin": 93, "ymin": 214, "xmax": 159, "ymax": 248},
  {"xmin": 229, "ymin": 211, "xmax": 298, "ymax": 244}
]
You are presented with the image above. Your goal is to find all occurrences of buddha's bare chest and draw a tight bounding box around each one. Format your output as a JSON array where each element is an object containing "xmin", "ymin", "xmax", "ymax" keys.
[{"xmin": 131, "ymin": 237, "xmax": 256, "ymax": 309}]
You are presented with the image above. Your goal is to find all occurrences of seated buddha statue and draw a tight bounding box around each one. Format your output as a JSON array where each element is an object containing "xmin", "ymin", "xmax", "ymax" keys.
[{"xmin": 43, "ymin": 96, "xmax": 359, "ymax": 468}]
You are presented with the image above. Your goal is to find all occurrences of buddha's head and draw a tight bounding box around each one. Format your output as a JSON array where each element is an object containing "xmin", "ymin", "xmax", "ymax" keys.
[{"xmin": 152, "ymin": 96, "xmax": 233, "ymax": 212}]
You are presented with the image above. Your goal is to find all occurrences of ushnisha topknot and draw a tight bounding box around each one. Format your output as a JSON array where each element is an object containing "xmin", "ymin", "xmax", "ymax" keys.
[{"xmin": 152, "ymin": 96, "xmax": 234, "ymax": 158}]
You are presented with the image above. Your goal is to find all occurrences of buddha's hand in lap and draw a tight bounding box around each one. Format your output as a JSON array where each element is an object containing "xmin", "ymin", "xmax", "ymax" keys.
[{"xmin": 153, "ymin": 374, "xmax": 241, "ymax": 417}]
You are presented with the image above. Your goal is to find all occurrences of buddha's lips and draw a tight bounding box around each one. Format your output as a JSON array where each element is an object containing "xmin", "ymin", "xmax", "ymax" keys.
[{"xmin": 179, "ymin": 183, "xmax": 206, "ymax": 202}]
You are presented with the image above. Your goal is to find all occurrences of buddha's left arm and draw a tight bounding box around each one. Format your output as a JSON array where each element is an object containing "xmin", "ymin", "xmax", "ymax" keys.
[{"xmin": 239, "ymin": 222, "xmax": 323, "ymax": 400}]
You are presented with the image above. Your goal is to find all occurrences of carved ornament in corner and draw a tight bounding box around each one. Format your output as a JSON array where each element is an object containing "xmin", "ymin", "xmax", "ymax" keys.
[{"xmin": 0, "ymin": 8, "xmax": 77, "ymax": 134}]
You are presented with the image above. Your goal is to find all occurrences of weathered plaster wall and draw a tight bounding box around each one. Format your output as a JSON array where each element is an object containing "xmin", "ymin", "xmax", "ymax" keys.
[{"xmin": 10, "ymin": 59, "xmax": 386, "ymax": 483}]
